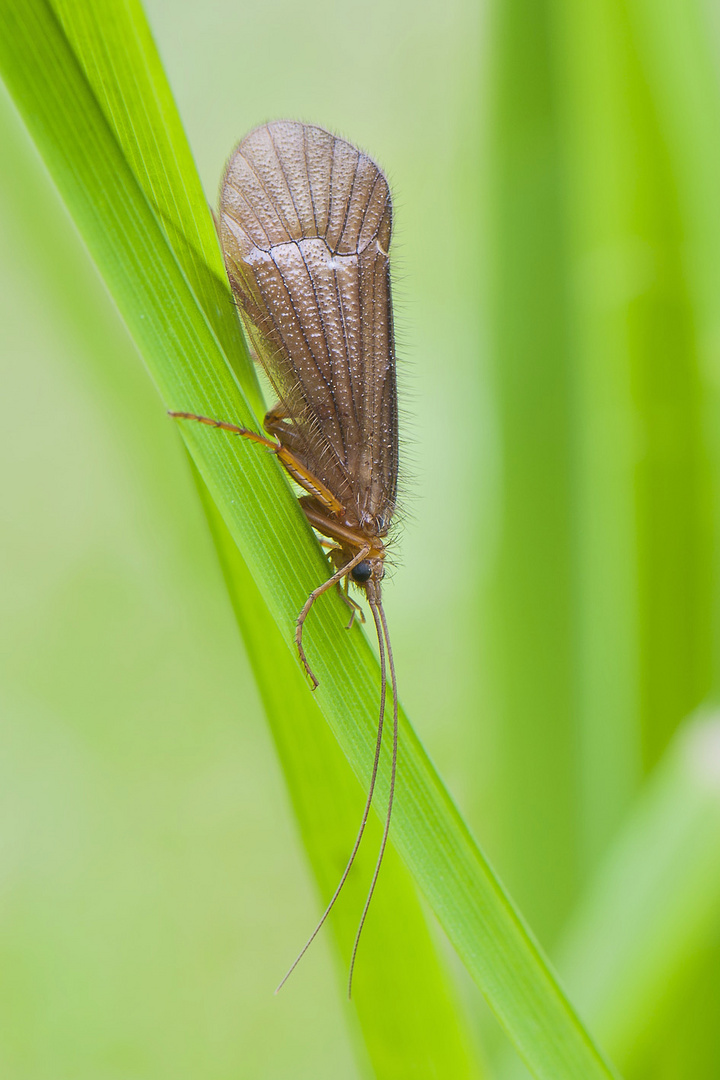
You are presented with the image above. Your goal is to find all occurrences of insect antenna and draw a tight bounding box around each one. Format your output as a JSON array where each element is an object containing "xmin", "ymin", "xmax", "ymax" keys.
[
  {"xmin": 347, "ymin": 596, "xmax": 398, "ymax": 998},
  {"xmin": 274, "ymin": 598, "xmax": 388, "ymax": 995}
]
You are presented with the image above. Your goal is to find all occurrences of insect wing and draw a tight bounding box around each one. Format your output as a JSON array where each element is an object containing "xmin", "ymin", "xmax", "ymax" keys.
[{"xmin": 219, "ymin": 121, "xmax": 398, "ymax": 531}]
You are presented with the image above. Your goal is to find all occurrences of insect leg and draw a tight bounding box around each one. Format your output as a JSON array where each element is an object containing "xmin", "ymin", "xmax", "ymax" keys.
[
  {"xmin": 168, "ymin": 410, "xmax": 280, "ymax": 448},
  {"xmin": 317, "ymin": 545, "xmax": 367, "ymax": 628},
  {"xmin": 272, "ymin": 451, "xmax": 344, "ymax": 517},
  {"xmin": 262, "ymin": 404, "xmax": 303, "ymax": 452},
  {"xmin": 337, "ymin": 580, "xmax": 365, "ymax": 630},
  {"xmin": 168, "ymin": 411, "xmax": 345, "ymax": 519},
  {"xmin": 324, "ymin": 546, "xmax": 368, "ymax": 628},
  {"xmin": 295, "ymin": 546, "xmax": 371, "ymax": 689},
  {"xmin": 169, "ymin": 409, "xmax": 367, "ymax": 679}
]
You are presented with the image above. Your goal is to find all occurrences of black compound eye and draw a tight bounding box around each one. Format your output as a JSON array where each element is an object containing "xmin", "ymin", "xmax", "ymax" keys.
[{"xmin": 351, "ymin": 560, "xmax": 372, "ymax": 583}]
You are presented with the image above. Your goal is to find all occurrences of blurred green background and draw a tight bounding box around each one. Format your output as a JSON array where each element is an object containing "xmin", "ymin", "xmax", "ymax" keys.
[{"xmin": 3, "ymin": 0, "xmax": 720, "ymax": 1076}]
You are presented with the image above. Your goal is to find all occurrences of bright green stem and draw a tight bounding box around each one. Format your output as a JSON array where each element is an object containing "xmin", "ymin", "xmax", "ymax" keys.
[
  {"xmin": 555, "ymin": 0, "xmax": 711, "ymax": 861},
  {"xmin": 486, "ymin": 0, "xmax": 578, "ymax": 944}
]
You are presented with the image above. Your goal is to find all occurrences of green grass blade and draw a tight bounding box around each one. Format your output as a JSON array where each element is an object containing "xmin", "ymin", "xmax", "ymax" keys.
[
  {"xmin": 564, "ymin": 712, "xmax": 720, "ymax": 1063},
  {"xmin": 192, "ymin": 464, "xmax": 483, "ymax": 1077},
  {"xmin": 554, "ymin": 0, "xmax": 711, "ymax": 861},
  {"xmin": 501, "ymin": 712, "xmax": 720, "ymax": 1078},
  {"xmin": 558, "ymin": 713, "xmax": 720, "ymax": 1072},
  {"xmin": 0, "ymin": 2, "xmax": 620, "ymax": 1075},
  {"xmin": 628, "ymin": 0, "xmax": 720, "ymax": 708},
  {"xmin": 52, "ymin": 0, "xmax": 261, "ymax": 409},
  {"xmin": 485, "ymin": 0, "xmax": 579, "ymax": 943},
  {"xmin": 582, "ymin": 2, "xmax": 720, "ymax": 1071}
]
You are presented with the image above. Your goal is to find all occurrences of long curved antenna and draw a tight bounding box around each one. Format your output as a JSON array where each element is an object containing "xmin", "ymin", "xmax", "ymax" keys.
[
  {"xmin": 347, "ymin": 598, "xmax": 398, "ymax": 998},
  {"xmin": 275, "ymin": 600, "xmax": 388, "ymax": 994}
]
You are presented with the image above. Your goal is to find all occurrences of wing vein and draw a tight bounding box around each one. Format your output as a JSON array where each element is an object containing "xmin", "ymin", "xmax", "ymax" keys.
[
  {"xmin": 333, "ymin": 263, "xmax": 362, "ymax": 433},
  {"xmin": 270, "ymin": 247, "xmax": 348, "ymax": 461},
  {"xmin": 296, "ymin": 243, "xmax": 351, "ymax": 463},
  {"xmin": 240, "ymin": 150, "xmax": 294, "ymax": 237},
  {"xmin": 338, "ymin": 154, "xmax": 361, "ymax": 251},
  {"xmin": 302, "ymin": 125, "xmax": 320, "ymax": 234},
  {"xmin": 267, "ymin": 125, "xmax": 304, "ymax": 232}
]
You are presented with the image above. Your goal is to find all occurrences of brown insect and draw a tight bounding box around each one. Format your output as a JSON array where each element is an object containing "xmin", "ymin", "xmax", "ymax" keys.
[{"xmin": 170, "ymin": 120, "xmax": 399, "ymax": 996}]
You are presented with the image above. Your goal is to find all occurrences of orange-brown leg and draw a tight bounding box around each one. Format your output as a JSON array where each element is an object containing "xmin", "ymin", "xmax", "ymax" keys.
[
  {"xmin": 169, "ymin": 410, "xmax": 277, "ymax": 448},
  {"xmin": 263, "ymin": 404, "xmax": 304, "ymax": 454},
  {"xmin": 318, "ymin": 542, "xmax": 366, "ymax": 628},
  {"xmin": 169, "ymin": 410, "xmax": 372, "ymax": 687},
  {"xmin": 168, "ymin": 411, "xmax": 344, "ymax": 518},
  {"xmin": 339, "ymin": 578, "xmax": 365, "ymax": 629},
  {"xmin": 295, "ymin": 545, "xmax": 371, "ymax": 688}
]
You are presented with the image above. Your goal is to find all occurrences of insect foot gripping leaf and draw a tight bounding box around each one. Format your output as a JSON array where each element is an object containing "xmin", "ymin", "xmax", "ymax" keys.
[{"xmin": 170, "ymin": 121, "xmax": 400, "ymax": 996}]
